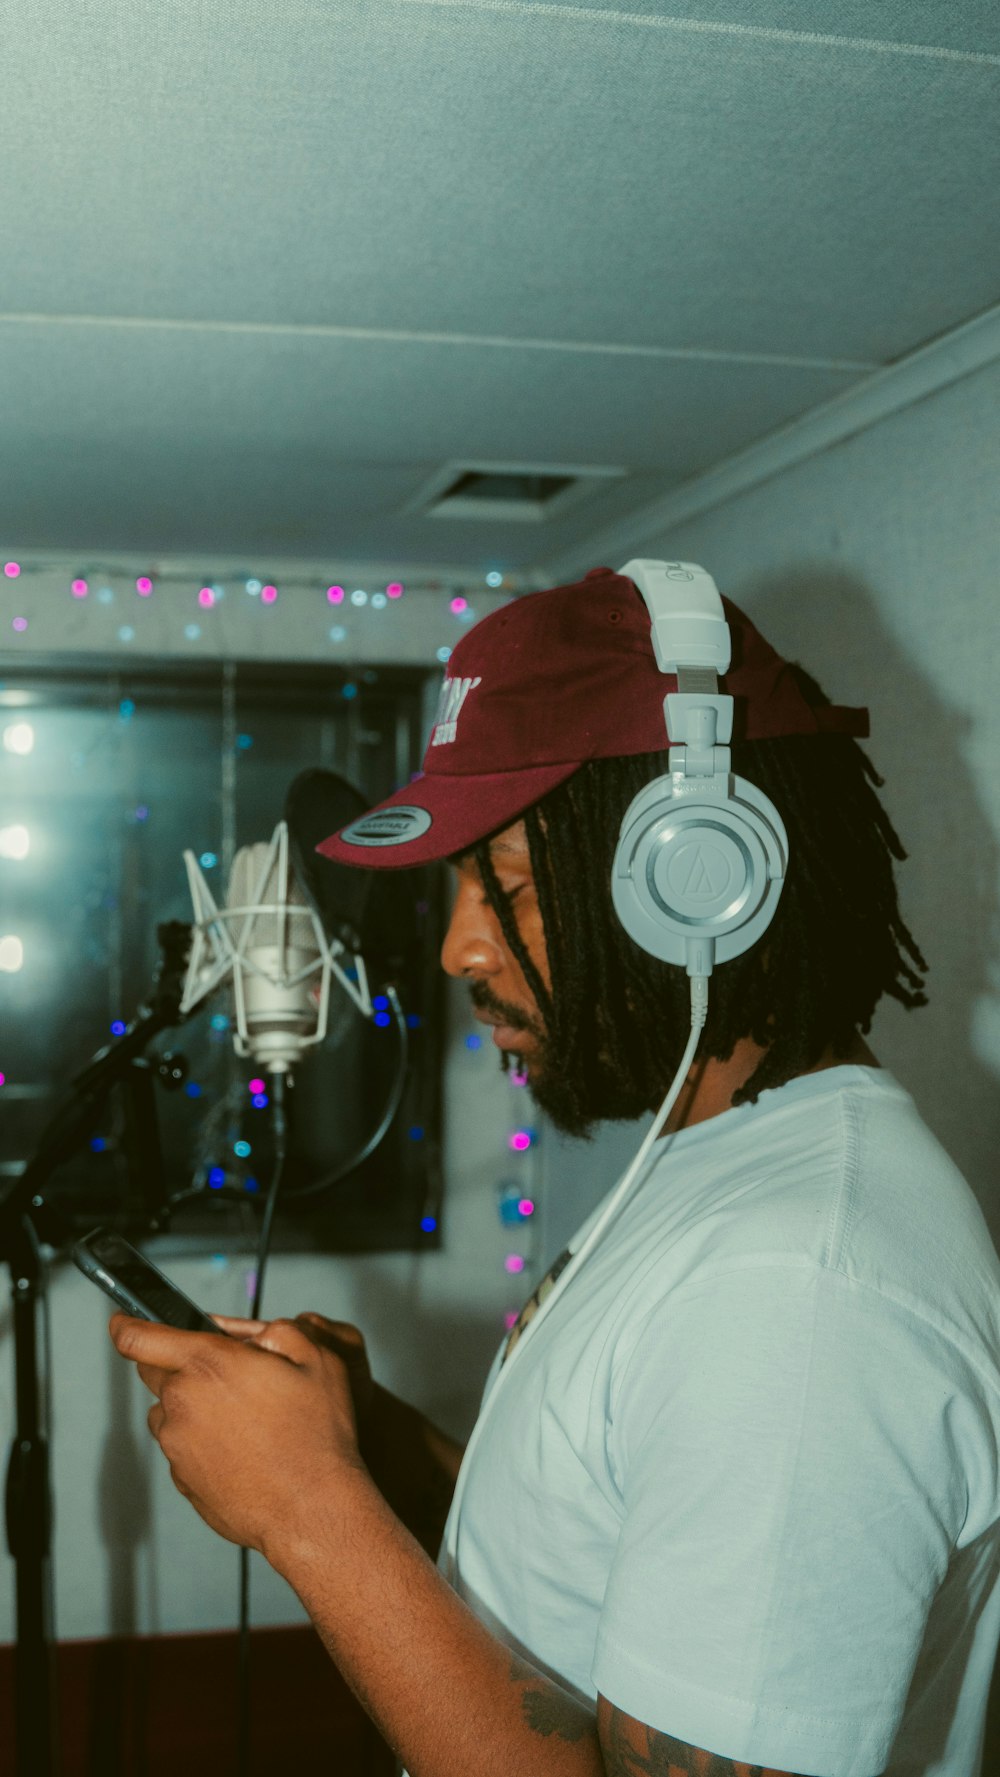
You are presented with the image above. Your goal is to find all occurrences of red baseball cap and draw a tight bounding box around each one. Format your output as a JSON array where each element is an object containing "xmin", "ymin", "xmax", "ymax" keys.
[{"xmin": 317, "ymin": 567, "xmax": 869, "ymax": 870}]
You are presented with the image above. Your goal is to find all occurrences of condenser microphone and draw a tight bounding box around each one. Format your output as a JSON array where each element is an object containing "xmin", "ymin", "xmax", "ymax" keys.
[{"xmin": 179, "ymin": 821, "xmax": 373, "ymax": 1073}]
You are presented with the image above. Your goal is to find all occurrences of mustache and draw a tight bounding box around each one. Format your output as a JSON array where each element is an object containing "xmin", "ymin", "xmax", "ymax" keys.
[{"xmin": 469, "ymin": 981, "xmax": 535, "ymax": 1032}]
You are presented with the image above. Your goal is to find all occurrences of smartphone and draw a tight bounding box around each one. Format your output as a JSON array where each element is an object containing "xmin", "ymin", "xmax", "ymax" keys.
[{"xmin": 72, "ymin": 1228, "xmax": 226, "ymax": 1334}]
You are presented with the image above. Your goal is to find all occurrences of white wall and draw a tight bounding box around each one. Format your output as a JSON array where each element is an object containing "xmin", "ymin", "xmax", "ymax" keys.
[{"xmin": 629, "ymin": 354, "xmax": 1000, "ymax": 1236}]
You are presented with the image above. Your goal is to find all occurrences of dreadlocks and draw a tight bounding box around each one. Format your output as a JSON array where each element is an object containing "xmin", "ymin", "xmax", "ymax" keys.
[{"xmin": 474, "ymin": 669, "xmax": 927, "ymax": 1138}]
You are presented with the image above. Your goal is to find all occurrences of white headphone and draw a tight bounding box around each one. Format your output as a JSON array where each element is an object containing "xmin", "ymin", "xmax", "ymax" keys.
[{"xmin": 612, "ymin": 559, "xmax": 788, "ymax": 976}]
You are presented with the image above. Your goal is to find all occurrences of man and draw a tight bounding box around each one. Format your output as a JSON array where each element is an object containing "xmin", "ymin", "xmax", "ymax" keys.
[{"xmin": 112, "ymin": 567, "xmax": 1000, "ymax": 1777}]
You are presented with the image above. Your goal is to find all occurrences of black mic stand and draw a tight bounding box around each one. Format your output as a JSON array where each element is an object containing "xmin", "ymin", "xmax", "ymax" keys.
[{"xmin": 0, "ymin": 921, "xmax": 192, "ymax": 1777}]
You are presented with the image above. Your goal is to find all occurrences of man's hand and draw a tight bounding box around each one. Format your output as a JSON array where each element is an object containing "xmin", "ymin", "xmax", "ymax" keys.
[{"xmin": 108, "ymin": 1311, "xmax": 370, "ymax": 1557}]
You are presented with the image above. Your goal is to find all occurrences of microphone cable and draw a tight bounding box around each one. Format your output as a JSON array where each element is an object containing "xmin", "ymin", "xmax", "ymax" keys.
[
  {"xmin": 236, "ymin": 1067, "xmax": 288, "ymax": 1777},
  {"xmin": 282, "ymin": 984, "xmax": 409, "ymax": 1203}
]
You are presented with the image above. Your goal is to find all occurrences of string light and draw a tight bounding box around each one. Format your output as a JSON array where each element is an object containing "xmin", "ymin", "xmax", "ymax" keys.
[
  {"xmin": 327, "ymin": 586, "xmax": 345, "ymax": 604},
  {"xmin": 136, "ymin": 577, "xmax": 153, "ymax": 595},
  {"xmin": 11, "ymin": 617, "xmax": 27, "ymax": 633},
  {"xmin": 261, "ymin": 584, "xmax": 277, "ymax": 604},
  {"xmin": 71, "ymin": 580, "xmax": 88, "ymax": 598},
  {"xmin": 3, "ymin": 562, "xmax": 20, "ymax": 578}
]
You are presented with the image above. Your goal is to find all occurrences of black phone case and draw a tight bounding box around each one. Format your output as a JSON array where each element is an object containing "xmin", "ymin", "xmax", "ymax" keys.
[{"xmin": 72, "ymin": 1232, "xmax": 223, "ymax": 1334}]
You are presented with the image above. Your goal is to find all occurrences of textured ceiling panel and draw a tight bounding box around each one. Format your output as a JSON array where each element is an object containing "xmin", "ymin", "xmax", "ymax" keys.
[
  {"xmin": 0, "ymin": 319, "xmax": 855, "ymax": 559},
  {"xmin": 511, "ymin": 1, "xmax": 1000, "ymax": 55},
  {"xmin": 1, "ymin": 3, "xmax": 997, "ymax": 361},
  {"xmin": 0, "ymin": 2, "xmax": 997, "ymax": 565}
]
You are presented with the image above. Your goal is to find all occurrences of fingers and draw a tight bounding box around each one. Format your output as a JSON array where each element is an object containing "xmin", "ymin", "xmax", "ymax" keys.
[
  {"xmin": 136, "ymin": 1361, "xmax": 171, "ymax": 1398},
  {"xmin": 250, "ymin": 1317, "xmax": 326, "ymax": 1366},
  {"xmin": 110, "ymin": 1314, "xmax": 232, "ymax": 1373},
  {"xmin": 211, "ymin": 1314, "xmax": 268, "ymax": 1338},
  {"xmin": 295, "ymin": 1313, "xmax": 366, "ymax": 1352}
]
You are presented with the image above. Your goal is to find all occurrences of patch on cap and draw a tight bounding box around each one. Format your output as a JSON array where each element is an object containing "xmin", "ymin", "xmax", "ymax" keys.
[{"xmin": 338, "ymin": 806, "xmax": 433, "ymax": 848}]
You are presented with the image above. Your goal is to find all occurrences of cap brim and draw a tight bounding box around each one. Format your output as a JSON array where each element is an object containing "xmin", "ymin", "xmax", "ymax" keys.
[{"xmin": 316, "ymin": 761, "xmax": 581, "ymax": 869}]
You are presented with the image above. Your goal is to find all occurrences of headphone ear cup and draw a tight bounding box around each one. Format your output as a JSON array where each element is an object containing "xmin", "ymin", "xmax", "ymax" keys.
[{"xmin": 611, "ymin": 771, "xmax": 788, "ymax": 968}]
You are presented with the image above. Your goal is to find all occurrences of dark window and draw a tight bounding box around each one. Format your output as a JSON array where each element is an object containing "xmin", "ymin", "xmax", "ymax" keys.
[{"xmin": 0, "ymin": 662, "xmax": 444, "ymax": 1255}]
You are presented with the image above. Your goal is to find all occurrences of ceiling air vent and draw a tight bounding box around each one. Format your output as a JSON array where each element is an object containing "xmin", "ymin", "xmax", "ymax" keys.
[{"xmin": 407, "ymin": 461, "xmax": 626, "ymax": 524}]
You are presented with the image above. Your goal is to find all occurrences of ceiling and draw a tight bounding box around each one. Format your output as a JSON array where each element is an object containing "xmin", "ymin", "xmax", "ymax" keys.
[{"xmin": 1, "ymin": 1, "xmax": 998, "ymax": 577}]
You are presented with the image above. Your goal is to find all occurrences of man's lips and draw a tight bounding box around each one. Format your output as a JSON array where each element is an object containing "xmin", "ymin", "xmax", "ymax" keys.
[{"xmin": 474, "ymin": 1009, "xmax": 528, "ymax": 1049}]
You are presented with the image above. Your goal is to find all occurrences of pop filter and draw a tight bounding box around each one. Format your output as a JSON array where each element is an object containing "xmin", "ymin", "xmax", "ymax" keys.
[{"xmin": 283, "ymin": 769, "xmax": 416, "ymax": 975}]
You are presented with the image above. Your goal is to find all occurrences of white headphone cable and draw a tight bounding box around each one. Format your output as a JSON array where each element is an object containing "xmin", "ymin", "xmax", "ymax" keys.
[{"xmin": 443, "ymin": 973, "xmax": 710, "ymax": 1568}]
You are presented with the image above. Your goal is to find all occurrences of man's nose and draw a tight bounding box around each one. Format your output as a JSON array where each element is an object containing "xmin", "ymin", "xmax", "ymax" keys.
[{"xmin": 440, "ymin": 881, "xmax": 504, "ymax": 981}]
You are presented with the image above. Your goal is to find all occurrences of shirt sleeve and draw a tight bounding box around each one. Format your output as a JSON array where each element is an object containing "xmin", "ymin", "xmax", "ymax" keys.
[{"xmin": 592, "ymin": 1260, "xmax": 970, "ymax": 1777}]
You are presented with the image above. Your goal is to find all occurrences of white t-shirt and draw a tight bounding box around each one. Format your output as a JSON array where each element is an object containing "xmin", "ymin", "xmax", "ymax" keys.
[{"xmin": 440, "ymin": 1067, "xmax": 1000, "ymax": 1777}]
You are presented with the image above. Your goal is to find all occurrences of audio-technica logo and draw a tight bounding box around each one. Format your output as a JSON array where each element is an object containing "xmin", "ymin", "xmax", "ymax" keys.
[{"xmin": 668, "ymin": 842, "xmax": 733, "ymax": 901}]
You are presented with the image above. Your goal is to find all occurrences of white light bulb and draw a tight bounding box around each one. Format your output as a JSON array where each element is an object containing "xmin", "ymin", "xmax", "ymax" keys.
[
  {"xmin": 0, "ymin": 935, "xmax": 24, "ymax": 972},
  {"xmin": 3, "ymin": 722, "xmax": 34, "ymax": 756},
  {"xmin": 0, "ymin": 825, "xmax": 30, "ymax": 860}
]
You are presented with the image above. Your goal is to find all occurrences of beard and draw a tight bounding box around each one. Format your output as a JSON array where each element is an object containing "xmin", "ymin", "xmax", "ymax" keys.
[{"xmin": 470, "ymin": 982, "xmax": 658, "ymax": 1141}]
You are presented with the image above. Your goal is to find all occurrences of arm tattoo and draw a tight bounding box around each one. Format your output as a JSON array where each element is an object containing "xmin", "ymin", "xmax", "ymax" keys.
[
  {"xmin": 598, "ymin": 1700, "xmax": 806, "ymax": 1777},
  {"xmin": 509, "ymin": 1654, "xmax": 593, "ymax": 1745}
]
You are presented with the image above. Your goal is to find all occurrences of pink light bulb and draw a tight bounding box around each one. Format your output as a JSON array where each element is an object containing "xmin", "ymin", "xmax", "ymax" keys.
[
  {"xmin": 327, "ymin": 586, "xmax": 345, "ymax": 604},
  {"xmin": 508, "ymin": 1131, "xmax": 532, "ymax": 1152},
  {"xmin": 504, "ymin": 1254, "xmax": 525, "ymax": 1274},
  {"xmin": 198, "ymin": 587, "xmax": 215, "ymax": 608},
  {"xmin": 136, "ymin": 577, "xmax": 153, "ymax": 595},
  {"xmin": 518, "ymin": 1198, "xmax": 535, "ymax": 1217},
  {"xmin": 261, "ymin": 584, "xmax": 277, "ymax": 604},
  {"xmin": 3, "ymin": 562, "xmax": 20, "ymax": 578},
  {"xmin": 71, "ymin": 579, "xmax": 88, "ymax": 597},
  {"xmin": 503, "ymin": 1310, "xmax": 519, "ymax": 1330},
  {"xmin": 248, "ymin": 1076, "xmax": 265, "ymax": 1094},
  {"xmin": 12, "ymin": 617, "xmax": 27, "ymax": 632},
  {"xmin": 386, "ymin": 582, "xmax": 403, "ymax": 599},
  {"xmin": 450, "ymin": 596, "xmax": 467, "ymax": 614}
]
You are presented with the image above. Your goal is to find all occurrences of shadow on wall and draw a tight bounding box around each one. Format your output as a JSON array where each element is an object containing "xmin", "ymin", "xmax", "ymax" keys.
[
  {"xmin": 98, "ymin": 1324, "xmax": 156, "ymax": 1638},
  {"xmin": 746, "ymin": 565, "xmax": 1000, "ymax": 1241}
]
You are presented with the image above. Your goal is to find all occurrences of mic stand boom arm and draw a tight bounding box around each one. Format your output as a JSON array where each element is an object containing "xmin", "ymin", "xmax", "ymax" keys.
[{"xmin": 0, "ymin": 919, "xmax": 193, "ymax": 1777}]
